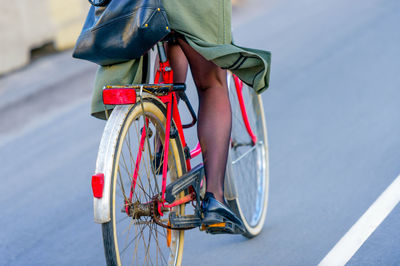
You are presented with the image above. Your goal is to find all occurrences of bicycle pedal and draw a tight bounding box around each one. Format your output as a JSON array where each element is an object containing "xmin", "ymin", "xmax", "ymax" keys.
[
  {"xmin": 164, "ymin": 164, "xmax": 204, "ymax": 203},
  {"xmin": 169, "ymin": 212, "xmax": 202, "ymax": 228},
  {"xmin": 201, "ymin": 221, "xmax": 245, "ymax": 235}
]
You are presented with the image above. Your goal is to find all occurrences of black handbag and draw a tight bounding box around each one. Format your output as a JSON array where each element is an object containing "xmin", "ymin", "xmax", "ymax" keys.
[{"xmin": 72, "ymin": 0, "xmax": 170, "ymax": 65}]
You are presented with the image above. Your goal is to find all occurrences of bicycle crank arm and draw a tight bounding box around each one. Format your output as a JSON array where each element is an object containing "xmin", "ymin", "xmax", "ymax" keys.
[{"xmin": 164, "ymin": 164, "xmax": 204, "ymax": 204}]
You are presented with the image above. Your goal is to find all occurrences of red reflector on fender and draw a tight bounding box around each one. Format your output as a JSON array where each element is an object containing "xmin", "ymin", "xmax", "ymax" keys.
[
  {"xmin": 103, "ymin": 88, "xmax": 137, "ymax": 105},
  {"xmin": 92, "ymin": 173, "xmax": 105, "ymax": 198}
]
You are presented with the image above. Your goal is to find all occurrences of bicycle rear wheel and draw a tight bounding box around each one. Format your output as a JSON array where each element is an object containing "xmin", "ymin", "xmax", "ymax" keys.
[
  {"xmin": 100, "ymin": 96, "xmax": 187, "ymax": 265},
  {"xmin": 226, "ymin": 73, "xmax": 269, "ymax": 238}
]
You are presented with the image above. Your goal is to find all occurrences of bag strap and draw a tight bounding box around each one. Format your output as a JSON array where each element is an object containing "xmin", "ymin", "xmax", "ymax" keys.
[{"xmin": 88, "ymin": 0, "xmax": 111, "ymax": 7}]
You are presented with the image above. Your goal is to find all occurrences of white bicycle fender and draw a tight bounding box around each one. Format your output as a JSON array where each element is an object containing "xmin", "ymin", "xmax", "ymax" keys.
[{"xmin": 93, "ymin": 105, "xmax": 131, "ymax": 224}]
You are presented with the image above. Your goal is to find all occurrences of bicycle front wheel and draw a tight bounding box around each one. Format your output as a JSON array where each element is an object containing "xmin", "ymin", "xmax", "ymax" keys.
[
  {"xmin": 226, "ymin": 74, "xmax": 269, "ymax": 238},
  {"xmin": 100, "ymin": 96, "xmax": 187, "ymax": 265}
]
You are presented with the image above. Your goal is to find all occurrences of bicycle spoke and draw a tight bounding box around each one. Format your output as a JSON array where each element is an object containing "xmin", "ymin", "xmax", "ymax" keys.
[
  {"xmin": 122, "ymin": 219, "xmax": 135, "ymax": 254},
  {"xmin": 127, "ymin": 129, "xmax": 135, "ymax": 175},
  {"xmin": 121, "ymin": 151, "xmax": 132, "ymax": 180},
  {"xmin": 132, "ymin": 224, "xmax": 139, "ymax": 266},
  {"xmin": 140, "ymin": 222, "xmax": 152, "ymax": 265},
  {"xmin": 120, "ymin": 221, "xmax": 147, "ymax": 255},
  {"xmin": 232, "ymin": 145, "xmax": 257, "ymax": 165},
  {"xmin": 117, "ymin": 215, "xmax": 130, "ymax": 224},
  {"xmin": 117, "ymin": 167, "xmax": 129, "ymax": 202},
  {"xmin": 150, "ymin": 223, "xmax": 168, "ymax": 265}
]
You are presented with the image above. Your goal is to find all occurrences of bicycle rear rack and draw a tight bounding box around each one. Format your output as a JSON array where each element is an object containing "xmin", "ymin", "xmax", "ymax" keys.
[
  {"xmin": 102, "ymin": 83, "xmax": 198, "ymax": 128},
  {"xmin": 102, "ymin": 83, "xmax": 186, "ymax": 105}
]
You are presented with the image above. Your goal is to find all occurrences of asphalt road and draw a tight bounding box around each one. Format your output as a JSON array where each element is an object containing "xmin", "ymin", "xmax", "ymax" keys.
[{"xmin": 1, "ymin": 0, "xmax": 400, "ymax": 265}]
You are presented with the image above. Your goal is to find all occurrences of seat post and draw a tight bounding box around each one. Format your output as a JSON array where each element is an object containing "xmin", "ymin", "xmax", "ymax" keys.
[{"xmin": 156, "ymin": 42, "xmax": 168, "ymax": 63}]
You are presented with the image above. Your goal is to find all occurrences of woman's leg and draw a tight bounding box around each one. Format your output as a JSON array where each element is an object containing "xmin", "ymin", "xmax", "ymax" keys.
[
  {"xmin": 166, "ymin": 42, "xmax": 188, "ymax": 83},
  {"xmin": 175, "ymin": 39, "xmax": 231, "ymax": 204}
]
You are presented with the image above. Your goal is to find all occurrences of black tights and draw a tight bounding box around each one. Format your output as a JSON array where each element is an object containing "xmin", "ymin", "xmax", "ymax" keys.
[{"xmin": 167, "ymin": 40, "xmax": 231, "ymax": 203}]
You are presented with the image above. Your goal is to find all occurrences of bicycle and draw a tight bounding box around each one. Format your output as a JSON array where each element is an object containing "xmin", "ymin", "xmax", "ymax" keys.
[{"xmin": 91, "ymin": 39, "xmax": 269, "ymax": 265}]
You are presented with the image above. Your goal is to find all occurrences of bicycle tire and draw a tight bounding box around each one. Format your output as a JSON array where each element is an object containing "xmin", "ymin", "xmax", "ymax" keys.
[
  {"xmin": 100, "ymin": 96, "xmax": 187, "ymax": 265},
  {"xmin": 226, "ymin": 73, "xmax": 269, "ymax": 238}
]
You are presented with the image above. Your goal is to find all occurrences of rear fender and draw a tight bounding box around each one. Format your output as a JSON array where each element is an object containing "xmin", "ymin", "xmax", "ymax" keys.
[{"xmin": 93, "ymin": 105, "xmax": 131, "ymax": 223}]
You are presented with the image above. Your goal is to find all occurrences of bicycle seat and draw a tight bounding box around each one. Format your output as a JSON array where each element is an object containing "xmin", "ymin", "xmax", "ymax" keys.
[{"xmin": 160, "ymin": 31, "xmax": 182, "ymax": 44}]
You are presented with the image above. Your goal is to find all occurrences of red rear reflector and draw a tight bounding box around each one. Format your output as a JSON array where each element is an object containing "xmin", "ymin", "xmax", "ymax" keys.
[
  {"xmin": 103, "ymin": 88, "xmax": 137, "ymax": 105},
  {"xmin": 92, "ymin": 173, "xmax": 104, "ymax": 198}
]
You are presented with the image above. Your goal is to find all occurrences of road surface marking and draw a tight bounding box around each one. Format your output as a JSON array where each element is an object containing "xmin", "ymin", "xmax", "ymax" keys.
[{"xmin": 319, "ymin": 174, "xmax": 400, "ymax": 266}]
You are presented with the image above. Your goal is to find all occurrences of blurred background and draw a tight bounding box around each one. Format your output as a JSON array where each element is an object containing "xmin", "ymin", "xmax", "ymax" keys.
[
  {"xmin": 1, "ymin": 0, "xmax": 89, "ymax": 74},
  {"xmin": 0, "ymin": 0, "xmax": 248, "ymax": 75},
  {"xmin": 1, "ymin": 0, "xmax": 399, "ymax": 265}
]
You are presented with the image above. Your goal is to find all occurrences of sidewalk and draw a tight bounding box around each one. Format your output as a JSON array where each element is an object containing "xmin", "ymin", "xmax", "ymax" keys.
[
  {"xmin": 0, "ymin": 0, "xmax": 89, "ymax": 74},
  {"xmin": 0, "ymin": 51, "xmax": 96, "ymax": 142}
]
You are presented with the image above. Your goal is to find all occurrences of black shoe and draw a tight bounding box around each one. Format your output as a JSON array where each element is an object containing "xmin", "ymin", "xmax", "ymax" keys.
[{"xmin": 201, "ymin": 192, "xmax": 245, "ymax": 234}]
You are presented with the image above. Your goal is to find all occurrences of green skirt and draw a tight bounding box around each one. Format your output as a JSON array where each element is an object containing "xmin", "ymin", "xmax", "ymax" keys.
[{"xmin": 91, "ymin": 0, "xmax": 271, "ymax": 119}]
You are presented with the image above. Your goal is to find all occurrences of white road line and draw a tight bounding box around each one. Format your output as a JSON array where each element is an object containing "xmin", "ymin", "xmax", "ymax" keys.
[{"xmin": 319, "ymin": 174, "xmax": 400, "ymax": 266}]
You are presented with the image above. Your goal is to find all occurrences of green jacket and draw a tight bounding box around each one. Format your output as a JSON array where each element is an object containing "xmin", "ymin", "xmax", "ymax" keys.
[{"xmin": 91, "ymin": 0, "xmax": 271, "ymax": 119}]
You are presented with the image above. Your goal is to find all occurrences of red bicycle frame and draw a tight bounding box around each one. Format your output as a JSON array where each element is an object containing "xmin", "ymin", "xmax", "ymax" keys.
[{"xmin": 101, "ymin": 46, "xmax": 258, "ymax": 214}]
